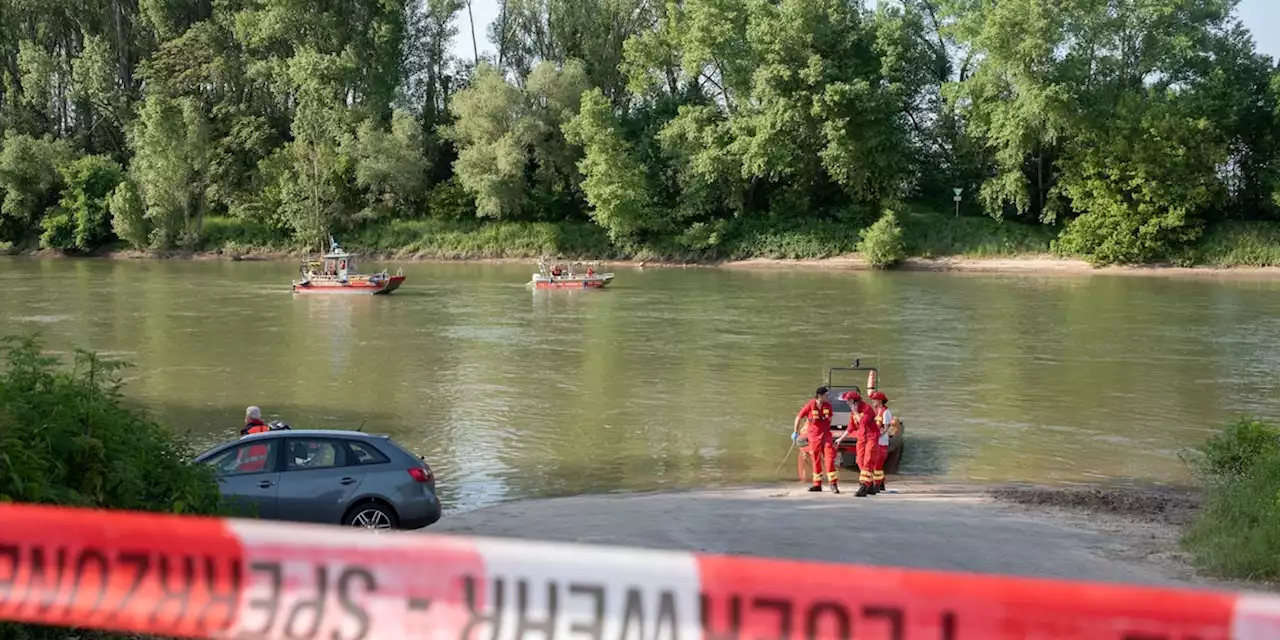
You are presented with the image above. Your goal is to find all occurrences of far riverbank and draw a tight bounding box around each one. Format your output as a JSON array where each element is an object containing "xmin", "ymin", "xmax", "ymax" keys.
[{"xmin": 12, "ymin": 248, "xmax": 1280, "ymax": 279}]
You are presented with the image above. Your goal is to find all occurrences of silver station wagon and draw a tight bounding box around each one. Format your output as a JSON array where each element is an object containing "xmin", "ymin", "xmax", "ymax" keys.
[{"xmin": 193, "ymin": 429, "xmax": 441, "ymax": 530}]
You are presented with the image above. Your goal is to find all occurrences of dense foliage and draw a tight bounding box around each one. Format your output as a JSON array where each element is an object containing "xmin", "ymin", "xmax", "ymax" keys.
[
  {"xmin": 0, "ymin": 334, "xmax": 223, "ymax": 640},
  {"xmin": 1183, "ymin": 417, "xmax": 1280, "ymax": 581},
  {"xmin": 0, "ymin": 0, "xmax": 1277, "ymax": 263},
  {"xmin": 0, "ymin": 334, "xmax": 221, "ymax": 513}
]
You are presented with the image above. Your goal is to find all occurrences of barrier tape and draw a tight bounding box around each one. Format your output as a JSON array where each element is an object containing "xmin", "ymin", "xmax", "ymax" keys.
[{"xmin": 2, "ymin": 503, "xmax": 1280, "ymax": 640}]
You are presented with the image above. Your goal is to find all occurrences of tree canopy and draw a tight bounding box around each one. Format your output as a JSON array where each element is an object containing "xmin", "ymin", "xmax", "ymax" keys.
[{"xmin": 0, "ymin": 0, "xmax": 1275, "ymax": 263}]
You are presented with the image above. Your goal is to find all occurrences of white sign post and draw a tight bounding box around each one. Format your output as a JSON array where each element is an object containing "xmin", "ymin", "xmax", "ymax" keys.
[{"xmin": 953, "ymin": 187, "xmax": 963, "ymax": 217}]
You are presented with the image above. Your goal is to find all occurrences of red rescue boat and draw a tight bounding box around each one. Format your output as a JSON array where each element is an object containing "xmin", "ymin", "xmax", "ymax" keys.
[
  {"xmin": 530, "ymin": 259, "xmax": 613, "ymax": 290},
  {"xmin": 292, "ymin": 237, "xmax": 405, "ymax": 295}
]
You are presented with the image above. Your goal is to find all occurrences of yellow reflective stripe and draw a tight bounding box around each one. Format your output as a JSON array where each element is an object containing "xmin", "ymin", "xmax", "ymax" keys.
[
  {"xmin": 826, "ymin": 471, "xmax": 838, "ymax": 481},
  {"xmin": 873, "ymin": 470, "xmax": 885, "ymax": 480}
]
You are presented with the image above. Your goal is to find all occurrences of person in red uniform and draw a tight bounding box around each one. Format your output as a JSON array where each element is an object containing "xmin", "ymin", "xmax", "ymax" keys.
[
  {"xmin": 869, "ymin": 391, "xmax": 900, "ymax": 493},
  {"xmin": 793, "ymin": 386, "xmax": 839, "ymax": 493},
  {"xmin": 837, "ymin": 390, "xmax": 878, "ymax": 497},
  {"xmin": 236, "ymin": 406, "xmax": 272, "ymax": 473}
]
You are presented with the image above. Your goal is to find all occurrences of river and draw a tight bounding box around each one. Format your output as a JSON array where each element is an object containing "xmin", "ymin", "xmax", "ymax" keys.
[{"xmin": 3, "ymin": 257, "xmax": 1279, "ymax": 512}]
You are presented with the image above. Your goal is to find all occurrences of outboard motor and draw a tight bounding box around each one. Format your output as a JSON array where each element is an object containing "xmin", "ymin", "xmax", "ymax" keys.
[{"xmin": 268, "ymin": 420, "xmax": 292, "ymax": 431}]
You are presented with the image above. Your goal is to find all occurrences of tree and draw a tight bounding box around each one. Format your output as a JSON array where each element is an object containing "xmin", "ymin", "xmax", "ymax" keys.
[
  {"xmin": 129, "ymin": 94, "xmax": 210, "ymax": 248},
  {"xmin": 447, "ymin": 60, "xmax": 589, "ymax": 219},
  {"xmin": 40, "ymin": 154, "xmax": 126, "ymax": 251},
  {"xmin": 277, "ymin": 49, "xmax": 354, "ymax": 246},
  {"xmin": 563, "ymin": 88, "xmax": 656, "ymax": 242},
  {"xmin": 0, "ymin": 132, "xmax": 75, "ymax": 243}
]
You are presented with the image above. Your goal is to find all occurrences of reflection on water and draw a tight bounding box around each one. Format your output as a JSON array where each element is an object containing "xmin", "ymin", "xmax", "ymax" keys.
[{"xmin": 3, "ymin": 257, "xmax": 1280, "ymax": 512}]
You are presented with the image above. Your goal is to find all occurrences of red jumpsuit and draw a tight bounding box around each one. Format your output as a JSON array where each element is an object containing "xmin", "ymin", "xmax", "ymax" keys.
[
  {"xmin": 851, "ymin": 402, "xmax": 879, "ymax": 488},
  {"xmin": 798, "ymin": 399, "xmax": 837, "ymax": 486},
  {"xmin": 871, "ymin": 405, "xmax": 890, "ymax": 488}
]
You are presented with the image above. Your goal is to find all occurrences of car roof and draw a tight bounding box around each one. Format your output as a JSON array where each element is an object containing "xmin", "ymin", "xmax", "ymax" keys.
[{"xmin": 242, "ymin": 429, "xmax": 387, "ymax": 439}]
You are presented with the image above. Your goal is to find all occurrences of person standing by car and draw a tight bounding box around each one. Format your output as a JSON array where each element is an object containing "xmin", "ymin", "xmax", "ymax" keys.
[
  {"xmin": 241, "ymin": 406, "xmax": 271, "ymax": 436},
  {"xmin": 235, "ymin": 406, "xmax": 272, "ymax": 473},
  {"xmin": 869, "ymin": 391, "xmax": 899, "ymax": 493},
  {"xmin": 793, "ymin": 386, "xmax": 839, "ymax": 493},
  {"xmin": 837, "ymin": 390, "xmax": 878, "ymax": 497}
]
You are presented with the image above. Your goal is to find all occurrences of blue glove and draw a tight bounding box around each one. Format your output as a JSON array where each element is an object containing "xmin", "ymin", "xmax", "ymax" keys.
[{"xmin": 791, "ymin": 432, "xmax": 799, "ymax": 442}]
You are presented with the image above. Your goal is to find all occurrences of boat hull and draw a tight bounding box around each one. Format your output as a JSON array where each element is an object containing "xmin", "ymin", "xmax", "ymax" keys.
[
  {"xmin": 292, "ymin": 275, "xmax": 405, "ymax": 295},
  {"xmin": 531, "ymin": 275, "xmax": 613, "ymax": 290}
]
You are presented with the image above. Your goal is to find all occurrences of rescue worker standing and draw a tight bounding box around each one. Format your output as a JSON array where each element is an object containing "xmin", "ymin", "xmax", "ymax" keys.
[
  {"xmin": 241, "ymin": 406, "xmax": 270, "ymax": 437},
  {"xmin": 793, "ymin": 387, "xmax": 839, "ymax": 493},
  {"xmin": 837, "ymin": 390, "xmax": 878, "ymax": 497},
  {"xmin": 869, "ymin": 391, "xmax": 900, "ymax": 493}
]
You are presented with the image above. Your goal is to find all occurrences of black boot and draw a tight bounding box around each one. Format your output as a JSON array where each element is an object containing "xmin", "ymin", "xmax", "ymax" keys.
[
  {"xmin": 877, "ymin": 481, "xmax": 886, "ymax": 493},
  {"xmin": 855, "ymin": 483, "xmax": 869, "ymax": 497},
  {"xmin": 868, "ymin": 483, "xmax": 879, "ymax": 495},
  {"xmin": 808, "ymin": 484, "xmax": 822, "ymax": 492},
  {"xmin": 831, "ymin": 483, "xmax": 841, "ymax": 494}
]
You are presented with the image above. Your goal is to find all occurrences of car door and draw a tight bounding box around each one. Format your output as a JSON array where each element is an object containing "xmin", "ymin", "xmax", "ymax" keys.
[
  {"xmin": 203, "ymin": 440, "xmax": 282, "ymax": 519},
  {"xmin": 275, "ymin": 437, "xmax": 365, "ymax": 524}
]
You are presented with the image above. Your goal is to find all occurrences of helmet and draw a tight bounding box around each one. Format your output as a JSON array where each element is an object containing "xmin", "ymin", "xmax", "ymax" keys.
[
  {"xmin": 840, "ymin": 390, "xmax": 861, "ymax": 403},
  {"xmin": 869, "ymin": 391, "xmax": 887, "ymax": 402}
]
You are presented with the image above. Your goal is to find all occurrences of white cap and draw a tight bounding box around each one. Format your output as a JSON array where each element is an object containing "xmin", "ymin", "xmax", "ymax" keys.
[{"xmin": 245, "ymin": 406, "xmax": 262, "ymax": 420}]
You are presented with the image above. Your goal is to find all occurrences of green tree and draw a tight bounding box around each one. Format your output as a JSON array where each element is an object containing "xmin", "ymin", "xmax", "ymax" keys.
[
  {"xmin": 277, "ymin": 49, "xmax": 354, "ymax": 246},
  {"xmin": 109, "ymin": 178, "xmax": 149, "ymax": 250},
  {"xmin": 448, "ymin": 60, "xmax": 589, "ymax": 219},
  {"xmin": 42, "ymin": 154, "xmax": 127, "ymax": 251},
  {"xmin": 0, "ymin": 132, "xmax": 75, "ymax": 243},
  {"xmin": 129, "ymin": 94, "xmax": 210, "ymax": 248},
  {"xmin": 563, "ymin": 88, "xmax": 656, "ymax": 242}
]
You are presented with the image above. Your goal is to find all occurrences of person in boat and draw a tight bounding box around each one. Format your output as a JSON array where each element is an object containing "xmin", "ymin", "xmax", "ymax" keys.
[
  {"xmin": 794, "ymin": 386, "xmax": 839, "ymax": 493},
  {"xmin": 837, "ymin": 390, "xmax": 879, "ymax": 497},
  {"xmin": 586, "ymin": 266, "xmax": 594, "ymax": 277},
  {"xmin": 551, "ymin": 265, "xmax": 562, "ymax": 278},
  {"xmin": 868, "ymin": 390, "xmax": 899, "ymax": 494}
]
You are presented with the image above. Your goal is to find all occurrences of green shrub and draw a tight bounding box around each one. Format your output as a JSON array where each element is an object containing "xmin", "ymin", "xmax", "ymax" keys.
[
  {"xmin": 1182, "ymin": 417, "xmax": 1280, "ymax": 581},
  {"xmin": 858, "ymin": 210, "xmax": 906, "ymax": 268},
  {"xmin": 0, "ymin": 334, "xmax": 221, "ymax": 513},
  {"xmin": 37, "ymin": 208, "xmax": 75, "ymax": 250},
  {"xmin": 0, "ymin": 334, "xmax": 226, "ymax": 639},
  {"xmin": 200, "ymin": 215, "xmax": 290, "ymax": 251},
  {"xmin": 1185, "ymin": 417, "xmax": 1280, "ymax": 479}
]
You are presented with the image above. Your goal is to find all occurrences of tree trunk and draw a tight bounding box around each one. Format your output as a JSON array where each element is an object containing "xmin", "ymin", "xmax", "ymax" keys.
[{"xmin": 466, "ymin": 0, "xmax": 479, "ymax": 65}]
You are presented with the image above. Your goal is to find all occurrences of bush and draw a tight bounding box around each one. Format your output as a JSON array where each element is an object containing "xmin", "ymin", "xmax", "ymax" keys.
[
  {"xmin": 858, "ymin": 210, "xmax": 906, "ymax": 268},
  {"xmin": 0, "ymin": 334, "xmax": 221, "ymax": 513},
  {"xmin": 1182, "ymin": 417, "xmax": 1280, "ymax": 580}
]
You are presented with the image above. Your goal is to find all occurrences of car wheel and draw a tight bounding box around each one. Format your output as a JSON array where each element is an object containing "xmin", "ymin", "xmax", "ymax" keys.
[
  {"xmin": 885, "ymin": 443, "xmax": 904, "ymax": 474},
  {"xmin": 343, "ymin": 502, "xmax": 398, "ymax": 531}
]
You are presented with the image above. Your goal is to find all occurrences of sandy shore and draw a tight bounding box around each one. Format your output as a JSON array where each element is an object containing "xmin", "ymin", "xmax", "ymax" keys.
[
  {"xmin": 431, "ymin": 482, "xmax": 1250, "ymax": 590},
  {"xmin": 10, "ymin": 248, "xmax": 1280, "ymax": 277}
]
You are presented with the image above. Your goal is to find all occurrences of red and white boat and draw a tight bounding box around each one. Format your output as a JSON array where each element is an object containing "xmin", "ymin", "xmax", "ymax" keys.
[
  {"xmin": 292, "ymin": 238, "xmax": 405, "ymax": 295},
  {"xmin": 530, "ymin": 260, "xmax": 613, "ymax": 289}
]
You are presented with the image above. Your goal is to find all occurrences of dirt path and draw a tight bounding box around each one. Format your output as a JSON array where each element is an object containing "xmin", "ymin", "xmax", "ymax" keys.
[{"xmin": 432, "ymin": 482, "xmax": 1216, "ymax": 588}]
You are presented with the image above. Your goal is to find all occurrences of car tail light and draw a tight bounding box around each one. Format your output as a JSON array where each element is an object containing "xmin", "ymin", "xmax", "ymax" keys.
[{"xmin": 408, "ymin": 467, "xmax": 433, "ymax": 483}]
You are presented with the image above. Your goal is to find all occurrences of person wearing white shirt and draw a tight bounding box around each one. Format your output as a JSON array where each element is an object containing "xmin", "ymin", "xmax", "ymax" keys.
[{"xmin": 868, "ymin": 391, "xmax": 900, "ymax": 493}]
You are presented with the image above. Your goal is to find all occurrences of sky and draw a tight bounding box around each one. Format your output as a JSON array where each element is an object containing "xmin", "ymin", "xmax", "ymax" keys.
[{"xmin": 448, "ymin": 0, "xmax": 1280, "ymax": 64}]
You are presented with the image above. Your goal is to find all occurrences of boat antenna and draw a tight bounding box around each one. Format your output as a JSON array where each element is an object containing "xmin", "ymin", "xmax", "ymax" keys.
[{"xmin": 356, "ymin": 416, "xmax": 369, "ymax": 432}]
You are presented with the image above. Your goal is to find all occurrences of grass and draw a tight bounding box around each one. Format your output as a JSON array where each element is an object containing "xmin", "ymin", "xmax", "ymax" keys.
[
  {"xmin": 1181, "ymin": 417, "xmax": 1280, "ymax": 582},
  {"xmin": 189, "ymin": 209, "xmax": 1280, "ymax": 267},
  {"xmin": 1186, "ymin": 221, "xmax": 1280, "ymax": 267},
  {"xmin": 897, "ymin": 207, "xmax": 1058, "ymax": 258},
  {"xmin": 194, "ymin": 205, "xmax": 1059, "ymax": 263}
]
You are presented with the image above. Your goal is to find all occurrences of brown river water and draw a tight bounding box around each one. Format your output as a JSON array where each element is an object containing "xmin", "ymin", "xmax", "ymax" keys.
[{"xmin": 3, "ymin": 257, "xmax": 1279, "ymax": 512}]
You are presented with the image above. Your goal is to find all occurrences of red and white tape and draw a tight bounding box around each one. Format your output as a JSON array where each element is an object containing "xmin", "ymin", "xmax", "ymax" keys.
[{"xmin": 1, "ymin": 502, "xmax": 1279, "ymax": 639}]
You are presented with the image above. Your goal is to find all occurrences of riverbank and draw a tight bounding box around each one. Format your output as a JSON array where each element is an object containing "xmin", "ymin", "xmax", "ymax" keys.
[
  {"xmin": 8, "ymin": 211, "xmax": 1280, "ymax": 274},
  {"xmin": 16, "ymin": 247, "xmax": 1280, "ymax": 279},
  {"xmin": 433, "ymin": 482, "xmax": 1243, "ymax": 589}
]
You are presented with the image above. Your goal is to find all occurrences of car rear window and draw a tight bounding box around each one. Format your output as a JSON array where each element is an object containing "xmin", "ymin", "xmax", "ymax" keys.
[{"xmin": 346, "ymin": 440, "xmax": 391, "ymax": 465}]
